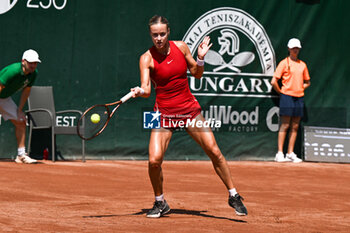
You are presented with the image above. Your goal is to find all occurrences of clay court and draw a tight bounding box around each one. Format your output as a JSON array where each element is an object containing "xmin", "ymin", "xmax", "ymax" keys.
[{"xmin": 0, "ymin": 160, "xmax": 349, "ymax": 232}]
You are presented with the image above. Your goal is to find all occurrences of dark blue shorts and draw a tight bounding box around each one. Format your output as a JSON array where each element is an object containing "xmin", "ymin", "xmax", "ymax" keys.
[{"xmin": 279, "ymin": 93, "xmax": 304, "ymax": 117}]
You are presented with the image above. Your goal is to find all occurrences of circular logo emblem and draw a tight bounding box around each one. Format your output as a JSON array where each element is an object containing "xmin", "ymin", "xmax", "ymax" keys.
[
  {"xmin": 183, "ymin": 7, "xmax": 275, "ymax": 75},
  {"xmin": 0, "ymin": 0, "xmax": 18, "ymax": 15}
]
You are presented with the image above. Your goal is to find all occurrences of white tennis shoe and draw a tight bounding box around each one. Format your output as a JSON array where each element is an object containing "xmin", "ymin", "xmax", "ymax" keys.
[
  {"xmin": 286, "ymin": 152, "xmax": 302, "ymax": 163},
  {"xmin": 15, "ymin": 154, "xmax": 37, "ymax": 164},
  {"xmin": 274, "ymin": 151, "xmax": 292, "ymax": 162}
]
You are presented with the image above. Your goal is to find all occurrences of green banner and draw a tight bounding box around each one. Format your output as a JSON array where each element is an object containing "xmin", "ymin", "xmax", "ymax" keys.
[{"xmin": 0, "ymin": 0, "xmax": 349, "ymax": 160}]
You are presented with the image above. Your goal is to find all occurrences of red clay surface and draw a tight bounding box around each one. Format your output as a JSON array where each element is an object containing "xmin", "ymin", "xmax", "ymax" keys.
[{"xmin": 0, "ymin": 160, "xmax": 349, "ymax": 232}]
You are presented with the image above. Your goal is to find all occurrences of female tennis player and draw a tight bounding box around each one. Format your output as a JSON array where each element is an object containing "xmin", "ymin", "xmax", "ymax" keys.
[
  {"xmin": 131, "ymin": 15, "xmax": 247, "ymax": 218},
  {"xmin": 271, "ymin": 38, "xmax": 311, "ymax": 163}
]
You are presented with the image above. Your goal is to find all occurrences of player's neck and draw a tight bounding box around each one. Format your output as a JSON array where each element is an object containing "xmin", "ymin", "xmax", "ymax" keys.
[
  {"xmin": 157, "ymin": 42, "xmax": 170, "ymax": 56},
  {"xmin": 289, "ymin": 55, "xmax": 298, "ymax": 62}
]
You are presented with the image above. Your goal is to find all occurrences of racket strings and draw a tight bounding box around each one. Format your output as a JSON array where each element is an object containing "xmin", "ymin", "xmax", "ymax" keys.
[{"xmin": 78, "ymin": 105, "xmax": 110, "ymax": 140}]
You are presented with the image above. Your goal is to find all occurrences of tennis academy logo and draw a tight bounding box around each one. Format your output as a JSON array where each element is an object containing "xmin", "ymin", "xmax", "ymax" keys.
[
  {"xmin": 183, "ymin": 7, "xmax": 276, "ymax": 98},
  {"xmin": 183, "ymin": 7, "xmax": 279, "ymax": 132},
  {"xmin": 0, "ymin": 0, "xmax": 18, "ymax": 15}
]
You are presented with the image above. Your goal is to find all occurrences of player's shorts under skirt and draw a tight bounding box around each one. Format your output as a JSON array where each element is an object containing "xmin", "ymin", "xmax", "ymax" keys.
[{"xmin": 279, "ymin": 93, "xmax": 304, "ymax": 117}]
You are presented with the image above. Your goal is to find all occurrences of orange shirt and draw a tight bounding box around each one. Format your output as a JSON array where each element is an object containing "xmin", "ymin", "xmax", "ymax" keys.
[{"xmin": 273, "ymin": 57, "xmax": 310, "ymax": 97}]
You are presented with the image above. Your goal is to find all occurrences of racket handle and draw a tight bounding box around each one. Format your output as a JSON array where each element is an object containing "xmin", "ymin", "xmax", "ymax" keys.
[{"xmin": 120, "ymin": 91, "xmax": 134, "ymax": 103}]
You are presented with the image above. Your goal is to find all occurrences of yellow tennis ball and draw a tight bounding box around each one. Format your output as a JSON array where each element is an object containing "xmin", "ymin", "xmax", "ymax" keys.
[{"xmin": 91, "ymin": 113, "xmax": 100, "ymax": 124}]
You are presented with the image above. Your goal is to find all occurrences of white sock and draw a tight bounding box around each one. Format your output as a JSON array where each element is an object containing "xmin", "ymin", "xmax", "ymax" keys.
[
  {"xmin": 155, "ymin": 194, "xmax": 164, "ymax": 202},
  {"xmin": 229, "ymin": 188, "xmax": 237, "ymax": 197},
  {"xmin": 18, "ymin": 147, "xmax": 26, "ymax": 156}
]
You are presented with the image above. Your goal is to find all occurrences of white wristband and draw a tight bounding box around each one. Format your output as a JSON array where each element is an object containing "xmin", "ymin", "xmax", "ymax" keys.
[
  {"xmin": 133, "ymin": 86, "xmax": 144, "ymax": 95},
  {"xmin": 197, "ymin": 57, "xmax": 205, "ymax": 66}
]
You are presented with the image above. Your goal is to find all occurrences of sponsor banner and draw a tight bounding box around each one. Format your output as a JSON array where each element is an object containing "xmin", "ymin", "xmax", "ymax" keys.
[
  {"xmin": 182, "ymin": 7, "xmax": 278, "ymax": 135},
  {"xmin": 304, "ymin": 126, "xmax": 350, "ymax": 163},
  {"xmin": 142, "ymin": 106, "xmax": 348, "ymax": 133},
  {"xmin": 143, "ymin": 110, "xmax": 222, "ymax": 131},
  {"xmin": 1, "ymin": 1, "xmax": 349, "ymax": 160},
  {"xmin": 201, "ymin": 105, "xmax": 276, "ymax": 133},
  {"xmin": 142, "ymin": 106, "xmax": 280, "ymax": 133}
]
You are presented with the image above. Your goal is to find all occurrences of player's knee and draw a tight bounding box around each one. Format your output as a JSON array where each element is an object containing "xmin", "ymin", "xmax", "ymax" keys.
[
  {"xmin": 280, "ymin": 123, "xmax": 290, "ymax": 131},
  {"xmin": 291, "ymin": 123, "xmax": 299, "ymax": 132},
  {"xmin": 211, "ymin": 146, "xmax": 221, "ymax": 158},
  {"xmin": 207, "ymin": 145, "xmax": 223, "ymax": 162},
  {"xmin": 149, "ymin": 157, "xmax": 162, "ymax": 169},
  {"xmin": 210, "ymin": 152, "xmax": 225, "ymax": 165}
]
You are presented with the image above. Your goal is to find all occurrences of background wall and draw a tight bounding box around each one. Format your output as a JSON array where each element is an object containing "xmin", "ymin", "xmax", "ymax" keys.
[{"xmin": 0, "ymin": 0, "xmax": 349, "ymax": 160}]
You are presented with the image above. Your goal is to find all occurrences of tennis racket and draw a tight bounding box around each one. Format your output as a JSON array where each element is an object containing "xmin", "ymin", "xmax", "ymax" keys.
[{"xmin": 77, "ymin": 91, "xmax": 134, "ymax": 140}]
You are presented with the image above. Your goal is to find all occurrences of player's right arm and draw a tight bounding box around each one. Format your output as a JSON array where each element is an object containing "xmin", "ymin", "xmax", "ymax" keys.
[{"xmin": 136, "ymin": 51, "xmax": 153, "ymax": 98}]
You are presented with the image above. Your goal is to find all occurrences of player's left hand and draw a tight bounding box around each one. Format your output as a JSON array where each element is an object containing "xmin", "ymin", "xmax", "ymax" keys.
[{"xmin": 197, "ymin": 36, "xmax": 212, "ymax": 60}]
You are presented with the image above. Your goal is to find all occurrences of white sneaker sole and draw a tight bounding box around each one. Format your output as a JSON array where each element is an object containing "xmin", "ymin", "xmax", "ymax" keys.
[
  {"xmin": 23, "ymin": 160, "xmax": 37, "ymax": 164},
  {"xmin": 15, "ymin": 158, "xmax": 37, "ymax": 164},
  {"xmin": 275, "ymin": 158, "xmax": 292, "ymax": 162},
  {"xmin": 146, "ymin": 208, "xmax": 170, "ymax": 218},
  {"xmin": 235, "ymin": 210, "xmax": 247, "ymax": 216}
]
